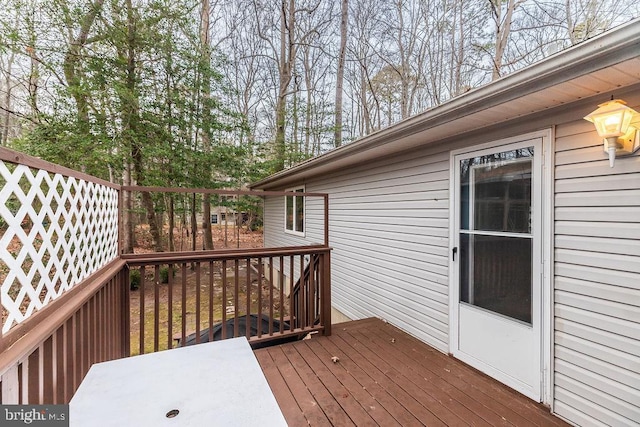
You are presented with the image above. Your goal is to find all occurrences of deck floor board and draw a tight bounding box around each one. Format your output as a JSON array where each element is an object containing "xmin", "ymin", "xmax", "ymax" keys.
[
  {"xmin": 320, "ymin": 334, "xmax": 426, "ymax": 426},
  {"xmin": 255, "ymin": 318, "xmax": 569, "ymax": 426}
]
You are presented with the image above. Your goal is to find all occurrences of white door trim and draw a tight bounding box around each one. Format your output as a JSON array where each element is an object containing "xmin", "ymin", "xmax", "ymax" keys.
[{"xmin": 448, "ymin": 129, "xmax": 553, "ymax": 404}]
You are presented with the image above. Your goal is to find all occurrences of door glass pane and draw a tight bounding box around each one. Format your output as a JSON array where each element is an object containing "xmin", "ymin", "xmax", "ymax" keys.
[
  {"xmin": 460, "ymin": 148, "xmax": 533, "ymax": 233},
  {"xmin": 460, "ymin": 234, "xmax": 532, "ymax": 324}
]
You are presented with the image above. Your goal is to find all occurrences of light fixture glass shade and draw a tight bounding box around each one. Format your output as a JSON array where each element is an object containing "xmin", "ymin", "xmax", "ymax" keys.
[{"xmin": 584, "ymin": 99, "xmax": 636, "ymax": 138}]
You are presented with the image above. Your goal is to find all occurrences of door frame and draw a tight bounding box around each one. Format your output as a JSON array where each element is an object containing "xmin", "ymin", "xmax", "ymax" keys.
[{"xmin": 448, "ymin": 129, "xmax": 554, "ymax": 405}]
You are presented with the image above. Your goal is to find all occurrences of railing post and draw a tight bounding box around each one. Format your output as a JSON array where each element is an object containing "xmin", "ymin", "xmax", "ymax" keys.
[
  {"xmin": 122, "ymin": 266, "xmax": 131, "ymax": 357},
  {"xmin": 321, "ymin": 250, "xmax": 331, "ymax": 336},
  {"xmin": 324, "ymin": 194, "xmax": 329, "ymax": 247}
]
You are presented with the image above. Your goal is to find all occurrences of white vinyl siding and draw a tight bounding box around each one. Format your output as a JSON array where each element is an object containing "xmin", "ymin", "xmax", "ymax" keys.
[
  {"xmin": 260, "ymin": 92, "xmax": 640, "ymax": 426},
  {"xmin": 264, "ymin": 146, "xmax": 451, "ymax": 352},
  {"xmin": 263, "ymin": 192, "xmax": 324, "ymax": 285},
  {"xmin": 553, "ymin": 100, "xmax": 640, "ymax": 426}
]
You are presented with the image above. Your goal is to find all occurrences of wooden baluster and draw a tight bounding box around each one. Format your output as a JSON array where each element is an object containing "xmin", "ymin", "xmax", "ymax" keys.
[
  {"xmin": 246, "ymin": 258, "xmax": 251, "ymax": 339},
  {"xmin": 181, "ymin": 262, "xmax": 187, "ymax": 346},
  {"xmin": 208, "ymin": 260, "xmax": 214, "ymax": 343},
  {"xmin": 300, "ymin": 255, "xmax": 306, "ymax": 330},
  {"xmin": 167, "ymin": 264, "xmax": 174, "ymax": 349},
  {"xmin": 153, "ymin": 265, "xmax": 160, "ymax": 352},
  {"xmin": 234, "ymin": 259, "xmax": 239, "ymax": 338},
  {"xmin": 195, "ymin": 262, "xmax": 201, "ymax": 344},
  {"xmin": 139, "ymin": 266, "xmax": 145, "ymax": 355},
  {"xmin": 222, "ymin": 260, "xmax": 228, "ymax": 339},
  {"xmin": 278, "ymin": 256, "xmax": 284, "ymax": 334},
  {"xmin": 309, "ymin": 254, "xmax": 315, "ymax": 327},
  {"xmin": 289, "ymin": 256, "xmax": 294, "ymax": 329}
]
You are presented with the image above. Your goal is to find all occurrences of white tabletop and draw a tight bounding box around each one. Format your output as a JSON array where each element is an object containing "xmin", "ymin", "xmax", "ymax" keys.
[{"xmin": 70, "ymin": 337, "xmax": 287, "ymax": 426}]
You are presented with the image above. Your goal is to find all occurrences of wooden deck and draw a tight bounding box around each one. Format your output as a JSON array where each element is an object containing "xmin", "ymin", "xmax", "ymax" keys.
[{"xmin": 255, "ymin": 318, "xmax": 568, "ymax": 426}]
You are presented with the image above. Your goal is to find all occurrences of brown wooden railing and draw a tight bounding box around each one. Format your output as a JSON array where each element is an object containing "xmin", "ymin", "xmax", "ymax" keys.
[
  {"xmin": 122, "ymin": 246, "xmax": 331, "ymax": 355},
  {"xmin": 0, "ymin": 245, "xmax": 332, "ymax": 404},
  {"xmin": 0, "ymin": 260, "xmax": 129, "ymax": 404},
  {"xmin": 292, "ymin": 253, "xmax": 322, "ymax": 329}
]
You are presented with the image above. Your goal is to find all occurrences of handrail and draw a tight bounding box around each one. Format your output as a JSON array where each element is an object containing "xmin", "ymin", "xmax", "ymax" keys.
[
  {"xmin": 122, "ymin": 245, "xmax": 330, "ymax": 265},
  {"xmin": 123, "ymin": 185, "xmax": 328, "ymax": 198},
  {"xmin": 291, "ymin": 254, "xmax": 321, "ymax": 329}
]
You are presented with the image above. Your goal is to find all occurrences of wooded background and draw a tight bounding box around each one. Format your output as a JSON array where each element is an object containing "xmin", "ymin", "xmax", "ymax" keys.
[{"xmin": 1, "ymin": 0, "xmax": 637, "ymax": 251}]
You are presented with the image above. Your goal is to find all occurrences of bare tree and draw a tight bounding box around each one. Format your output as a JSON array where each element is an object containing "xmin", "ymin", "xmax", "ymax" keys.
[
  {"xmin": 489, "ymin": 0, "xmax": 519, "ymax": 80},
  {"xmin": 334, "ymin": 0, "xmax": 348, "ymax": 147},
  {"xmin": 201, "ymin": 0, "xmax": 214, "ymax": 250},
  {"xmin": 347, "ymin": 0, "xmax": 386, "ymax": 134},
  {"xmin": 0, "ymin": 23, "xmax": 17, "ymax": 145}
]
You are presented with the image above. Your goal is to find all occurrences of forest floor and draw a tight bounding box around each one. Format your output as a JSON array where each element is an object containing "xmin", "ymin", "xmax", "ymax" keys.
[{"xmin": 133, "ymin": 223, "xmax": 264, "ymax": 253}]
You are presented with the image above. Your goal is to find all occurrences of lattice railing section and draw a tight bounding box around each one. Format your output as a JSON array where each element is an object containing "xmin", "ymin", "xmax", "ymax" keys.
[{"xmin": 0, "ymin": 161, "xmax": 119, "ymax": 334}]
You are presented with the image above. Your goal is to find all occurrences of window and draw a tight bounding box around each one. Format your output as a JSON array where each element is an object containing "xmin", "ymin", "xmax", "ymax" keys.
[
  {"xmin": 285, "ymin": 187, "xmax": 305, "ymax": 235},
  {"xmin": 211, "ymin": 214, "xmax": 218, "ymax": 224}
]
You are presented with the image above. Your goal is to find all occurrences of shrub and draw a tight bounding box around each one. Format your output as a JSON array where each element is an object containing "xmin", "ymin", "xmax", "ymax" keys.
[
  {"xmin": 159, "ymin": 266, "xmax": 174, "ymax": 284},
  {"xmin": 129, "ymin": 269, "xmax": 141, "ymax": 290}
]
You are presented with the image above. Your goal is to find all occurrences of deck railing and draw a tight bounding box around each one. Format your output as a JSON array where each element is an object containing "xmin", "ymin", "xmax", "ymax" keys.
[
  {"xmin": 0, "ymin": 147, "xmax": 331, "ymax": 404},
  {"xmin": 123, "ymin": 246, "xmax": 331, "ymax": 355}
]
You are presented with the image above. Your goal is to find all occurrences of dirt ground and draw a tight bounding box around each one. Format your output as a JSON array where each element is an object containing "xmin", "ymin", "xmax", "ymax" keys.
[{"xmin": 133, "ymin": 223, "xmax": 264, "ymax": 253}]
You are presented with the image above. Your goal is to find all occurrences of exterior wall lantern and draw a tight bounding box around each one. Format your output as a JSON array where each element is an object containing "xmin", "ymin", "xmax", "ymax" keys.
[{"xmin": 584, "ymin": 99, "xmax": 640, "ymax": 167}]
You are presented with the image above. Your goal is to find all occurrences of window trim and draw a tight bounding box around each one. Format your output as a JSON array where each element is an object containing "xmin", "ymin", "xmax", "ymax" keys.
[{"xmin": 284, "ymin": 186, "xmax": 305, "ymax": 237}]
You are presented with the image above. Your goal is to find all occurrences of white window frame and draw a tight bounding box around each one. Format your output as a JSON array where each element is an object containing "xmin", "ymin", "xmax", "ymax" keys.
[{"xmin": 284, "ymin": 186, "xmax": 305, "ymax": 237}]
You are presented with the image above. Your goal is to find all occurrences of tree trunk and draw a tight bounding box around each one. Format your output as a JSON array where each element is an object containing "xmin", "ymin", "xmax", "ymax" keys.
[
  {"xmin": 334, "ymin": 0, "xmax": 348, "ymax": 147},
  {"xmin": 191, "ymin": 193, "xmax": 197, "ymax": 252},
  {"xmin": 304, "ymin": 57, "xmax": 312, "ymax": 156},
  {"xmin": 491, "ymin": 0, "xmax": 516, "ymax": 80},
  {"xmin": 123, "ymin": 0, "xmax": 163, "ymax": 252},
  {"xmin": 360, "ymin": 65, "xmax": 372, "ymax": 135},
  {"xmin": 121, "ymin": 165, "xmax": 133, "ymax": 254},
  {"xmin": 273, "ymin": 0, "xmax": 296, "ymax": 172},
  {"xmin": 455, "ymin": 1, "xmax": 464, "ymax": 95},
  {"xmin": 565, "ymin": 0, "xmax": 577, "ymax": 44},
  {"xmin": 200, "ymin": 0, "xmax": 214, "ymax": 250},
  {"xmin": 224, "ymin": 206, "xmax": 228, "ymax": 247},
  {"xmin": 163, "ymin": 38, "xmax": 176, "ymax": 252},
  {"xmin": 133, "ymin": 153, "xmax": 163, "ymax": 252},
  {"xmin": 1, "ymin": 51, "xmax": 15, "ymax": 146},
  {"xmin": 292, "ymin": 75, "xmax": 299, "ymax": 161},
  {"xmin": 168, "ymin": 195, "xmax": 175, "ymax": 252},
  {"xmin": 63, "ymin": 0, "xmax": 105, "ymax": 140},
  {"xmin": 27, "ymin": 43, "xmax": 38, "ymax": 118}
]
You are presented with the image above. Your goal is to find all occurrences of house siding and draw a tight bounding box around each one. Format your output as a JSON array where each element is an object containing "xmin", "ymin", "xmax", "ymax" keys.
[
  {"xmin": 553, "ymin": 107, "xmax": 640, "ymax": 426},
  {"xmin": 261, "ymin": 94, "xmax": 640, "ymax": 426},
  {"xmin": 265, "ymin": 146, "xmax": 451, "ymax": 352},
  {"xmin": 263, "ymin": 192, "xmax": 325, "ymax": 288}
]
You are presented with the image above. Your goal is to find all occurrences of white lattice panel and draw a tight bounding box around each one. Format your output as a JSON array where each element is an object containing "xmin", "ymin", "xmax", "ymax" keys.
[{"xmin": 0, "ymin": 161, "xmax": 119, "ymax": 333}]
